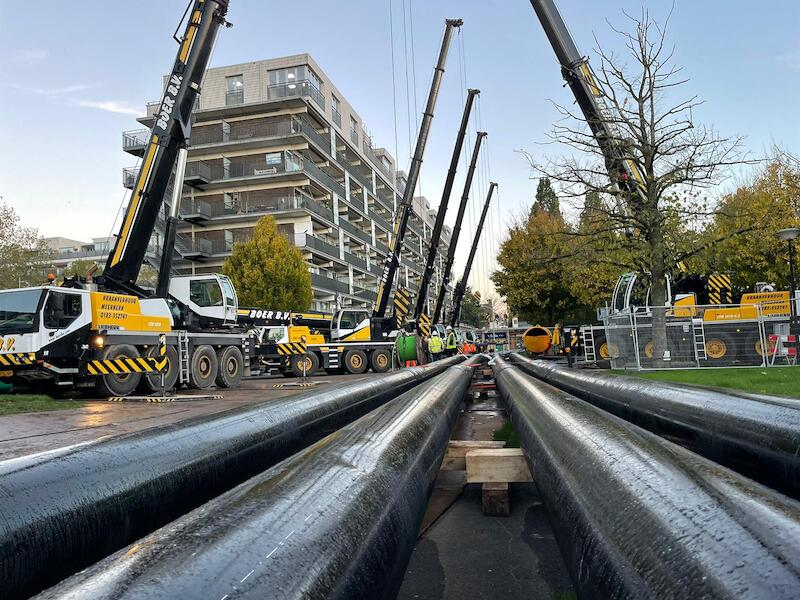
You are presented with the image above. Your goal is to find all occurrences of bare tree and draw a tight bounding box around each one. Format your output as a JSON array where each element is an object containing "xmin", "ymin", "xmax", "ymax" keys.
[{"xmin": 527, "ymin": 9, "xmax": 748, "ymax": 361}]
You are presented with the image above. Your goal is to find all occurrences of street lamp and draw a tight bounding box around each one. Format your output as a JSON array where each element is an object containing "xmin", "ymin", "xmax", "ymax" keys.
[{"xmin": 776, "ymin": 228, "xmax": 800, "ymax": 343}]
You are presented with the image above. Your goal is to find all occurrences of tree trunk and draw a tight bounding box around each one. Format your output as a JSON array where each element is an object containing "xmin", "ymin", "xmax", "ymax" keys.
[{"xmin": 649, "ymin": 222, "xmax": 669, "ymax": 368}]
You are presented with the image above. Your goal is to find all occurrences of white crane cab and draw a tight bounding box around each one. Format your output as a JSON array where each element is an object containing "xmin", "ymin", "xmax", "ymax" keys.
[{"xmin": 168, "ymin": 274, "xmax": 239, "ymax": 327}]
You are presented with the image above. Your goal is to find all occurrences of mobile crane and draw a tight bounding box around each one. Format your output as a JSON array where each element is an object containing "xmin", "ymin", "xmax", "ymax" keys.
[
  {"xmin": 529, "ymin": 0, "xmax": 790, "ymax": 364},
  {"xmin": 322, "ymin": 20, "xmax": 462, "ymax": 353},
  {"xmin": 0, "ymin": 0, "xmax": 256, "ymax": 396}
]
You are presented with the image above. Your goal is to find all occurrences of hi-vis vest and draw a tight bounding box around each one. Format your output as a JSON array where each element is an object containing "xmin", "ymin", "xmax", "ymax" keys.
[
  {"xmin": 446, "ymin": 332, "xmax": 457, "ymax": 350},
  {"xmin": 429, "ymin": 335, "xmax": 444, "ymax": 354}
]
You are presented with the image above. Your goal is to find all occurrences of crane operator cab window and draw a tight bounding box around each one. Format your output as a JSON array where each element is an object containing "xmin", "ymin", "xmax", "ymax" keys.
[
  {"xmin": 43, "ymin": 291, "xmax": 83, "ymax": 329},
  {"xmin": 338, "ymin": 309, "xmax": 368, "ymax": 331},
  {"xmin": 190, "ymin": 279, "xmax": 224, "ymax": 307}
]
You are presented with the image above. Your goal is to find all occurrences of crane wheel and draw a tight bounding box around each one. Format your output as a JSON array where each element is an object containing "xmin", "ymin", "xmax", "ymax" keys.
[
  {"xmin": 705, "ymin": 334, "xmax": 734, "ymax": 361},
  {"xmin": 188, "ymin": 345, "xmax": 218, "ymax": 390},
  {"xmin": 216, "ymin": 346, "xmax": 244, "ymax": 388},
  {"xmin": 369, "ymin": 349, "xmax": 391, "ymax": 373},
  {"xmin": 344, "ymin": 349, "xmax": 368, "ymax": 374},
  {"xmin": 138, "ymin": 346, "xmax": 179, "ymax": 393},
  {"xmin": 95, "ymin": 344, "xmax": 142, "ymax": 397},
  {"xmin": 290, "ymin": 352, "xmax": 319, "ymax": 377}
]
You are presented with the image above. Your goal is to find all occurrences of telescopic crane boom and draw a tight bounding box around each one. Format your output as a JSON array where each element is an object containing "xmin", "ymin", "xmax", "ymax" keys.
[
  {"xmin": 450, "ymin": 181, "xmax": 496, "ymax": 327},
  {"xmin": 528, "ymin": 0, "xmax": 645, "ymax": 201},
  {"xmin": 103, "ymin": 0, "xmax": 230, "ymax": 296},
  {"xmin": 412, "ymin": 88, "xmax": 480, "ymax": 320},
  {"xmin": 372, "ymin": 18, "xmax": 462, "ymax": 322},
  {"xmin": 432, "ymin": 131, "xmax": 486, "ymax": 324}
]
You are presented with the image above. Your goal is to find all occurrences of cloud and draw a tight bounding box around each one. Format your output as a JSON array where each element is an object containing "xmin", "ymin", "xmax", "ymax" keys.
[
  {"xmin": 2, "ymin": 82, "xmax": 98, "ymax": 96},
  {"xmin": 77, "ymin": 100, "xmax": 141, "ymax": 116},
  {"xmin": 13, "ymin": 49, "xmax": 48, "ymax": 64}
]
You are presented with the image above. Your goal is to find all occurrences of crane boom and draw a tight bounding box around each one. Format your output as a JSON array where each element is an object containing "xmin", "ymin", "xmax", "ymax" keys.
[
  {"xmin": 372, "ymin": 18, "xmax": 463, "ymax": 319},
  {"xmin": 432, "ymin": 131, "xmax": 486, "ymax": 324},
  {"xmin": 104, "ymin": 0, "xmax": 230, "ymax": 295},
  {"xmin": 528, "ymin": 0, "xmax": 645, "ymax": 199},
  {"xmin": 450, "ymin": 181, "xmax": 496, "ymax": 327},
  {"xmin": 413, "ymin": 88, "xmax": 480, "ymax": 320}
]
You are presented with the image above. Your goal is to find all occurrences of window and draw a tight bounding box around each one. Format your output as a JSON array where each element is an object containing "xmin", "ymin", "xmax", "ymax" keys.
[
  {"xmin": 0, "ymin": 289, "xmax": 43, "ymax": 334},
  {"xmin": 265, "ymin": 152, "xmax": 282, "ymax": 166},
  {"xmin": 190, "ymin": 279, "xmax": 223, "ymax": 307},
  {"xmin": 224, "ymin": 230, "xmax": 234, "ymax": 253},
  {"xmin": 331, "ymin": 95, "xmax": 341, "ymax": 126},
  {"xmin": 224, "ymin": 191, "xmax": 239, "ymax": 212},
  {"xmin": 349, "ymin": 116, "xmax": 359, "ymax": 145},
  {"xmin": 43, "ymin": 291, "xmax": 82, "ymax": 329},
  {"xmin": 339, "ymin": 310, "xmax": 368, "ymax": 330},
  {"xmin": 284, "ymin": 150, "xmax": 303, "ymax": 172},
  {"xmin": 225, "ymin": 75, "xmax": 244, "ymax": 106}
]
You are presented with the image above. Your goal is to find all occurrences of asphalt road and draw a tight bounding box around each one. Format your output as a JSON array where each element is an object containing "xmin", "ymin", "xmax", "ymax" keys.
[{"xmin": 0, "ymin": 372, "xmax": 386, "ymax": 460}]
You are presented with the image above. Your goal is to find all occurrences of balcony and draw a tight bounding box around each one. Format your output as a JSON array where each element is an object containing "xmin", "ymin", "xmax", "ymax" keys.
[
  {"xmin": 181, "ymin": 199, "xmax": 212, "ymax": 224},
  {"xmin": 332, "ymin": 107, "xmax": 342, "ymax": 128},
  {"xmin": 184, "ymin": 161, "xmax": 212, "ymax": 186},
  {"xmin": 362, "ymin": 141, "xmax": 392, "ymax": 181},
  {"xmin": 122, "ymin": 129, "xmax": 149, "ymax": 156},
  {"xmin": 182, "ymin": 192, "xmax": 335, "ymax": 225},
  {"xmin": 181, "ymin": 237, "xmax": 213, "ymax": 261},
  {"xmin": 123, "ymin": 167, "xmax": 139, "ymax": 189},
  {"xmin": 302, "ymin": 158, "xmax": 346, "ymax": 198},
  {"xmin": 343, "ymin": 249, "xmax": 368, "ymax": 272},
  {"xmin": 225, "ymin": 89, "xmax": 244, "ymax": 106},
  {"xmin": 338, "ymin": 218, "xmax": 372, "ymax": 246},
  {"xmin": 267, "ymin": 80, "xmax": 325, "ymax": 110},
  {"xmin": 294, "ymin": 233, "xmax": 341, "ymax": 261},
  {"xmin": 348, "ymin": 167, "xmax": 373, "ymax": 194},
  {"xmin": 311, "ymin": 272, "xmax": 349, "ymax": 294}
]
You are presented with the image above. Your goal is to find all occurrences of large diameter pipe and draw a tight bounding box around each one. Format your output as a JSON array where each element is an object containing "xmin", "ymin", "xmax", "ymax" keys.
[
  {"xmin": 492, "ymin": 356, "xmax": 800, "ymax": 599},
  {"xmin": 38, "ymin": 357, "xmax": 482, "ymax": 600},
  {"xmin": 0, "ymin": 356, "xmax": 464, "ymax": 600},
  {"xmin": 510, "ymin": 354, "xmax": 800, "ymax": 499}
]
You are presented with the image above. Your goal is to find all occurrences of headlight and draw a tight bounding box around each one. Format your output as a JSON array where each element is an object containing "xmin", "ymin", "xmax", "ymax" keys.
[{"xmin": 92, "ymin": 335, "xmax": 105, "ymax": 349}]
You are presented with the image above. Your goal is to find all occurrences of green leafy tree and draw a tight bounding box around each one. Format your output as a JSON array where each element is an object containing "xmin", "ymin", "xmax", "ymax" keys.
[
  {"xmin": 0, "ymin": 202, "xmax": 53, "ymax": 289},
  {"xmin": 222, "ymin": 216, "xmax": 312, "ymax": 310},
  {"xmin": 493, "ymin": 199, "xmax": 592, "ymax": 324},
  {"xmin": 458, "ymin": 286, "xmax": 488, "ymax": 327},
  {"xmin": 695, "ymin": 159, "xmax": 800, "ymax": 292},
  {"xmin": 532, "ymin": 177, "xmax": 560, "ymax": 217},
  {"xmin": 62, "ymin": 259, "xmax": 103, "ymax": 279}
]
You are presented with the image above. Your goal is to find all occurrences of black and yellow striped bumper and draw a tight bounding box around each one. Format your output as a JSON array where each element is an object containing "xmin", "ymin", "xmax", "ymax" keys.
[
  {"xmin": 276, "ymin": 343, "xmax": 308, "ymax": 356},
  {"xmin": 86, "ymin": 357, "xmax": 168, "ymax": 376},
  {"xmin": 0, "ymin": 353, "xmax": 37, "ymax": 368}
]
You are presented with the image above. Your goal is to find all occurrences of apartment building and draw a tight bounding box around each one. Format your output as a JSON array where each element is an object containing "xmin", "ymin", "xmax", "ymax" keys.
[{"xmin": 121, "ymin": 54, "xmax": 453, "ymax": 315}]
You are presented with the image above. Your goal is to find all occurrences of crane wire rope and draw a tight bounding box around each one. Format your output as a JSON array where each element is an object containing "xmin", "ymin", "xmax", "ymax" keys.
[{"xmin": 388, "ymin": 0, "xmax": 400, "ymax": 214}]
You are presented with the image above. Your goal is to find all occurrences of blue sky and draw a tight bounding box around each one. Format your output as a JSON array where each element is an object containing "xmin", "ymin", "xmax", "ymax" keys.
[{"xmin": 1, "ymin": 0, "xmax": 798, "ymax": 296}]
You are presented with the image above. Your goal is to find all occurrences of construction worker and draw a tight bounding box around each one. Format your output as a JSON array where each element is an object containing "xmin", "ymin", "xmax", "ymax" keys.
[
  {"xmin": 428, "ymin": 330, "xmax": 444, "ymax": 361},
  {"xmin": 445, "ymin": 326, "xmax": 458, "ymax": 357}
]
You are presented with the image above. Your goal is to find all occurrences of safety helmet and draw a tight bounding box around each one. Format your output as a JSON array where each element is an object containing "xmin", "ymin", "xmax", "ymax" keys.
[{"xmin": 446, "ymin": 326, "xmax": 453, "ymax": 331}]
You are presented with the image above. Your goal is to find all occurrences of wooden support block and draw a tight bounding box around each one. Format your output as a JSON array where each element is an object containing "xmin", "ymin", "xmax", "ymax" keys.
[
  {"xmin": 465, "ymin": 448, "xmax": 533, "ymax": 483},
  {"xmin": 482, "ymin": 481, "xmax": 509, "ymax": 517},
  {"xmin": 442, "ymin": 440, "xmax": 506, "ymax": 471}
]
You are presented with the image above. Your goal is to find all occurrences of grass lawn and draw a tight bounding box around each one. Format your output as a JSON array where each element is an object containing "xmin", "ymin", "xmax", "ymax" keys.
[
  {"xmin": 612, "ymin": 367, "xmax": 800, "ymax": 399},
  {"xmin": 0, "ymin": 394, "xmax": 85, "ymax": 416}
]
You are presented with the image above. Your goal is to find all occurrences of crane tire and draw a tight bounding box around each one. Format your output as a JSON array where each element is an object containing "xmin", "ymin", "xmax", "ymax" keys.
[
  {"xmin": 216, "ymin": 346, "xmax": 244, "ymax": 388},
  {"xmin": 138, "ymin": 346, "xmax": 179, "ymax": 393},
  {"xmin": 344, "ymin": 349, "xmax": 368, "ymax": 374},
  {"xmin": 95, "ymin": 344, "xmax": 142, "ymax": 398},
  {"xmin": 188, "ymin": 345, "xmax": 218, "ymax": 390},
  {"xmin": 369, "ymin": 349, "xmax": 391, "ymax": 373}
]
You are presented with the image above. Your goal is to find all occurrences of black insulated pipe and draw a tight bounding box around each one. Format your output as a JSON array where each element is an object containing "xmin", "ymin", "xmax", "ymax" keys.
[
  {"xmin": 0, "ymin": 356, "xmax": 464, "ymax": 600},
  {"xmin": 38, "ymin": 357, "xmax": 482, "ymax": 600},
  {"xmin": 510, "ymin": 354, "xmax": 800, "ymax": 500},
  {"xmin": 492, "ymin": 356, "xmax": 800, "ymax": 599}
]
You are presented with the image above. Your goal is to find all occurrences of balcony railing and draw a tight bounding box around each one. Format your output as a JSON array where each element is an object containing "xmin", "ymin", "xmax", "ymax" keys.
[
  {"xmin": 311, "ymin": 272, "xmax": 349, "ymax": 294},
  {"xmin": 122, "ymin": 129, "xmax": 149, "ymax": 154},
  {"xmin": 331, "ymin": 107, "xmax": 342, "ymax": 128},
  {"xmin": 123, "ymin": 167, "xmax": 139, "ymax": 189},
  {"xmin": 348, "ymin": 167, "xmax": 373, "ymax": 194},
  {"xmin": 267, "ymin": 80, "xmax": 325, "ymax": 109},
  {"xmin": 338, "ymin": 218, "xmax": 372, "ymax": 246},
  {"xmin": 184, "ymin": 160, "xmax": 213, "ymax": 185},
  {"xmin": 145, "ymin": 101, "xmax": 160, "ymax": 118},
  {"xmin": 294, "ymin": 233, "xmax": 341, "ymax": 260},
  {"xmin": 302, "ymin": 158, "xmax": 346, "ymax": 198},
  {"xmin": 225, "ymin": 88, "xmax": 244, "ymax": 106},
  {"xmin": 181, "ymin": 192, "xmax": 335, "ymax": 224}
]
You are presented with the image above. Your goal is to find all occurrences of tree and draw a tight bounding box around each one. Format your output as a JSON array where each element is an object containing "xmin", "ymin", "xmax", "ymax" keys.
[
  {"xmin": 492, "ymin": 197, "xmax": 593, "ymax": 324},
  {"xmin": 222, "ymin": 216, "xmax": 312, "ymax": 310},
  {"xmin": 532, "ymin": 177, "xmax": 560, "ymax": 217},
  {"xmin": 0, "ymin": 202, "xmax": 53, "ymax": 289},
  {"xmin": 695, "ymin": 159, "xmax": 800, "ymax": 292},
  {"xmin": 62, "ymin": 259, "xmax": 103, "ymax": 279},
  {"xmin": 527, "ymin": 9, "xmax": 746, "ymax": 361},
  {"xmin": 458, "ymin": 286, "xmax": 488, "ymax": 327}
]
